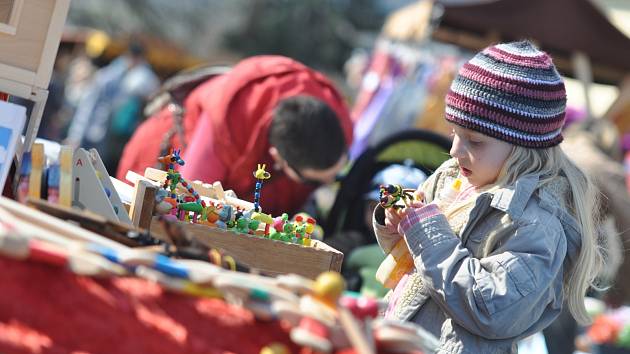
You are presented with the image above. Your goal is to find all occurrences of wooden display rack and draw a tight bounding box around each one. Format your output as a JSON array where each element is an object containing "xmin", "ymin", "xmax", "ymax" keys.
[
  {"xmin": 151, "ymin": 220, "xmax": 343, "ymax": 279},
  {"xmin": 131, "ymin": 167, "xmax": 344, "ymax": 280}
]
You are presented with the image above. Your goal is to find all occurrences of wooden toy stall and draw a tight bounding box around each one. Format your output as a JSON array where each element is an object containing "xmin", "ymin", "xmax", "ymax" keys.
[{"xmin": 0, "ymin": 3, "xmax": 438, "ymax": 353}]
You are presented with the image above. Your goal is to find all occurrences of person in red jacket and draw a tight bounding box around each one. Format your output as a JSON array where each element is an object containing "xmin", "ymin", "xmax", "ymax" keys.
[{"xmin": 117, "ymin": 55, "xmax": 353, "ymax": 216}]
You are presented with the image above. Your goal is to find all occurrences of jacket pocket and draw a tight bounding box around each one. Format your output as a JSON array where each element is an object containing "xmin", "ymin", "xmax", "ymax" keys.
[{"xmin": 475, "ymin": 254, "xmax": 536, "ymax": 315}]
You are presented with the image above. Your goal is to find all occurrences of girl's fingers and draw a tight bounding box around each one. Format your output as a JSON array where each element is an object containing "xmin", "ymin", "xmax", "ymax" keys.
[
  {"xmin": 385, "ymin": 209, "xmax": 398, "ymax": 221},
  {"xmin": 385, "ymin": 209, "xmax": 402, "ymax": 225},
  {"xmin": 408, "ymin": 201, "xmax": 425, "ymax": 209}
]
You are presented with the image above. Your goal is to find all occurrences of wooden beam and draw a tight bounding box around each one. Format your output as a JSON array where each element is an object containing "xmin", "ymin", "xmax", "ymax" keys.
[
  {"xmin": 431, "ymin": 27, "xmax": 628, "ymax": 85},
  {"xmin": 572, "ymin": 51, "xmax": 594, "ymax": 119}
]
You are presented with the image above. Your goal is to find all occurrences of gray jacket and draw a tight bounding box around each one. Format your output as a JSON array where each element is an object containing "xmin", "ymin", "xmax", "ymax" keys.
[{"xmin": 373, "ymin": 158, "xmax": 581, "ymax": 354}]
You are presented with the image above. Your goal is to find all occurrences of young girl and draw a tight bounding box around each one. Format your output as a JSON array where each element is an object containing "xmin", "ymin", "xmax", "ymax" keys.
[{"xmin": 374, "ymin": 41, "xmax": 602, "ymax": 353}]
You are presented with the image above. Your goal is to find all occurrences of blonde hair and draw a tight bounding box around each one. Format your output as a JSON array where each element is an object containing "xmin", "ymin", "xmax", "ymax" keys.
[{"xmin": 444, "ymin": 145, "xmax": 602, "ymax": 325}]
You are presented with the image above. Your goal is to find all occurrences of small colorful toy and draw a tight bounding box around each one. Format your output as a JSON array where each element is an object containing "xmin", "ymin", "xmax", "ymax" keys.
[
  {"xmin": 158, "ymin": 148, "xmax": 185, "ymax": 171},
  {"xmin": 252, "ymin": 212, "xmax": 274, "ymax": 235},
  {"xmin": 150, "ymin": 158, "xmax": 319, "ymax": 246},
  {"xmin": 157, "ymin": 149, "xmax": 208, "ymax": 222},
  {"xmin": 378, "ymin": 184, "xmax": 414, "ymax": 209},
  {"xmin": 292, "ymin": 213, "xmax": 318, "ymax": 245},
  {"xmin": 253, "ymin": 163, "xmax": 271, "ymax": 212}
]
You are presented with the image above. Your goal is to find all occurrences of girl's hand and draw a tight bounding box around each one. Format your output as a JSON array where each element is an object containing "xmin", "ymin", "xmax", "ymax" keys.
[
  {"xmin": 384, "ymin": 207, "xmax": 405, "ymax": 233},
  {"xmin": 384, "ymin": 190, "xmax": 426, "ymax": 233},
  {"xmin": 410, "ymin": 190, "xmax": 425, "ymax": 208}
]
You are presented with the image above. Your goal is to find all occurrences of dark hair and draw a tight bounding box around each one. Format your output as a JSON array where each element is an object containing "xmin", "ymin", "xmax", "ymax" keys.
[
  {"xmin": 269, "ymin": 96, "xmax": 346, "ymax": 171},
  {"xmin": 128, "ymin": 39, "xmax": 146, "ymax": 58}
]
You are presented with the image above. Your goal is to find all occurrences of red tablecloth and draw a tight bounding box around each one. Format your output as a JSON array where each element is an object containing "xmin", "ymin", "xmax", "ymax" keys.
[{"xmin": 0, "ymin": 257, "xmax": 305, "ymax": 354}]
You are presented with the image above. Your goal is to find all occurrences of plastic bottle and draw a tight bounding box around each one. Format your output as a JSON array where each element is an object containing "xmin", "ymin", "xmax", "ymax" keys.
[{"xmin": 376, "ymin": 178, "xmax": 462, "ymax": 289}]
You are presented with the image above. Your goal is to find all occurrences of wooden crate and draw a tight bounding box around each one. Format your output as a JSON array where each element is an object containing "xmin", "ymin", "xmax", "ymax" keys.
[{"xmin": 151, "ymin": 218, "xmax": 343, "ymax": 280}]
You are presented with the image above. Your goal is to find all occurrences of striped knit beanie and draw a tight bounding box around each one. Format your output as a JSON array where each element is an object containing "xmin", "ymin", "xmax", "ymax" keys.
[{"xmin": 445, "ymin": 41, "xmax": 567, "ymax": 148}]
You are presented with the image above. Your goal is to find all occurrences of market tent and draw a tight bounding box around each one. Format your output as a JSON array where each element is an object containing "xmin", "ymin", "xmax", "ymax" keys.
[{"xmin": 433, "ymin": 0, "xmax": 630, "ymax": 85}]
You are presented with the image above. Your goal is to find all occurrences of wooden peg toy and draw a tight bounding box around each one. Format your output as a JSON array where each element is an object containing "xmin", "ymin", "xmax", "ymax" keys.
[
  {"xmin": 28, "ymin": 143, "xmax": 44, "ymax": 200},
  {"xmin": 58, "ymin": 146, "xmax": 73, "ymax": 207}
]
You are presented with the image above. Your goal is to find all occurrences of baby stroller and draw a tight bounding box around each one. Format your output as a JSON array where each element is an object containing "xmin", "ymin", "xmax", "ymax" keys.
[{"xmin": 321, "ymin": 129, "xmax": 452, "ymax": 295}]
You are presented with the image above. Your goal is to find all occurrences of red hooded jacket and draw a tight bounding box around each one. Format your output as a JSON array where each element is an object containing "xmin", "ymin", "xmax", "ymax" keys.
[{"xmin": 117, "ymin": 56, "xmax": 353, "ymax": 215}]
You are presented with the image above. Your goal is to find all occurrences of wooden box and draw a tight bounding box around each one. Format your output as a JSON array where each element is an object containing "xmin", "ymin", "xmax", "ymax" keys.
[
  {"xmin": 150, "ymin": 218, "xmax": 343, "ymax": 280},
  {"xmin": 127, "ymin": 167, "xmax": 344, "ymax": 280}
]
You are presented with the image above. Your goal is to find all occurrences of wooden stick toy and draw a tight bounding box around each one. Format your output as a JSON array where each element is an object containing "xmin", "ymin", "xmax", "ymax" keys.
[
  {"xmin": 28, "ymin": 143, "xmax": 44, "ymax": 200},
  {"xmin": 58, "ymin": 146, "xmax": 73, "ymax": 207},
  {"xmin": 253, "ymin": 163, "xmax": 271, "ymax": 212}
]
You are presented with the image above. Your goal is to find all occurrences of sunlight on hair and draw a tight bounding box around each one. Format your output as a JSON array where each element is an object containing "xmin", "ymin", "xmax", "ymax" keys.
[{"xmin": 443, "ymin": 145, "xmax": 603, "ymax": 325}]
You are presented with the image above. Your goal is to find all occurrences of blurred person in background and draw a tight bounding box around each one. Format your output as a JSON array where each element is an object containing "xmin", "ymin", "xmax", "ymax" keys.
[
  {"xmin": 117, "ymin": 55, "xmax": 353, "ymax": 216},
  {"xmin": 37, "ymin": 45, "xmax": 74, "ymax": 141},
  {"xmin": 38, "ymin": 32, "xmax": 101, "ymax": 142},
  {"xmin": 65, "ymin": 35, "xmax": 159, "ymax": 173}
]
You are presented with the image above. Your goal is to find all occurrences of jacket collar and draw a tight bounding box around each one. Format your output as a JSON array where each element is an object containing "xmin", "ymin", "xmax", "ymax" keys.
[
  {"xmin": 488, "ymin": 174, "xmax": 539, "ymax": 219},
  {"xmin": 441, "ymin": 159, "xmax": 540, "ymax": 219}
]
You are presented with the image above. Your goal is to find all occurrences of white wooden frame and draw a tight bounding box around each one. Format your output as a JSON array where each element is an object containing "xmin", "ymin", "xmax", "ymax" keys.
[
  {"xmin": 0, "ymin": 0, "xmax": 70, "ymax": 90},
  {"xmin": 0, "ymin": 0, "xmax": 70, "ymax": 163}
]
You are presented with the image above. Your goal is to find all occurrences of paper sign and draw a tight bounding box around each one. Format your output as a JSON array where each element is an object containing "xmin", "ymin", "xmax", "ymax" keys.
[{"xmin": 0, "ymin": 101, "xmax": 26, "ymax": 192}]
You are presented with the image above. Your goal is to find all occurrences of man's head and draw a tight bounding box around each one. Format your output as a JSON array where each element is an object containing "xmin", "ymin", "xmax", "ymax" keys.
[{"xmin": 269, "ymin": 96, "xmax": 348, "ymax": 186}]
